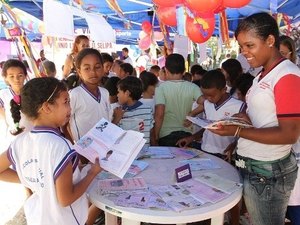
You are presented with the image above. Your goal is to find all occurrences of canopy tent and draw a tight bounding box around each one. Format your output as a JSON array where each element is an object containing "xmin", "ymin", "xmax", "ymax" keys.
[{"xmin": 2, "ymin": 0, "xmax": 300, "ymax": 44}]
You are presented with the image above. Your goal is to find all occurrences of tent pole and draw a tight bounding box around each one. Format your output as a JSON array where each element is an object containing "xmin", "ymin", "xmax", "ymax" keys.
[
  {"xmin": 127, "ymin": 0, "xmax": 152, "ymax": 7},
  {"xmin": 31, "ymin": 0, "xmax": 43, "ymax": 10},
  {"xmin": 277, "ymin": 0, "xmax": 288, "ymax": 9}
]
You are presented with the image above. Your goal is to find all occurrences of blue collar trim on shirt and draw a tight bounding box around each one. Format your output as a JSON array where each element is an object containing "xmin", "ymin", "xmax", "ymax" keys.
[
  {"xmin": 31, "ymin": 126, "xmax": 62, "ymax": 136},
  {"xmin": 122, "ymin": 101, "xmax": 143, "ymax": 111},
  {"xmin": 214, "ymin": 95, "xmax": 232, "ymax": 111},
  {"xmin": 80, "ymin": 84, "xmax": 101, "ymax": 103},
  {"xmin": 9, "ymin": 87, "xmax": 17, "ymax": 97}
]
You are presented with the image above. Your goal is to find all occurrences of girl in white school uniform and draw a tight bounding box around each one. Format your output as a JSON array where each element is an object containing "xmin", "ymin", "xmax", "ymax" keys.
[
  {"xmin": 64, "ymin": 48, "xmax": 111, "ymax": 143},
  {"xmin": 0, "ymin": 77, "xmax": 102, "ymax": 225},
  {"xmin": 62, "ymin": 48, "xmax": 111, "ymax": 224},
  {"xmin": 0, "ymin": 59, "xmax": 32, "ymax": 152}
]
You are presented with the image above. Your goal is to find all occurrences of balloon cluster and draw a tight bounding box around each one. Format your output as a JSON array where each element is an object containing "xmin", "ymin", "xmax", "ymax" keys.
[
  {"xmin": 138, "ymin": 20, "xmax": 164, "ymax": 50},
  {"xmin": 153, "ymin": 0, "xmax": 251, "ymax": 43}
]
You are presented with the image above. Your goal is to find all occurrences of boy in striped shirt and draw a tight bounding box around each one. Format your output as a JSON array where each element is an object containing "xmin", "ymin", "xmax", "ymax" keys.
[{"xmin": 112, "ymin": 76, "xmax": 153, "ymax": 148}]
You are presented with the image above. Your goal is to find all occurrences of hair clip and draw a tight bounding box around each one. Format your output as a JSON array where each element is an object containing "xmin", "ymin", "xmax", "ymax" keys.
[
  {"xmin": 15, "ymin": 122, "xmax": 20, "ymax": 129},
  {"xmin": 13, "ymin": 95, "xmax": 21, "ymax": 105}
]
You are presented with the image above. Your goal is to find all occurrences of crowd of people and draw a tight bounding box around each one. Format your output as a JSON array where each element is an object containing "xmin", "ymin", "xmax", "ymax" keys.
[{"xmin": 0, "ymin": 12, "xmax": 300, "ymax": 225}]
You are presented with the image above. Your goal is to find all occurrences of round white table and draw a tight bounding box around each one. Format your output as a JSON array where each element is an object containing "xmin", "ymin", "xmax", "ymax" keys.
[{"xmin": 88, "ymin": 147, "xmax": 242, "ymax": 225}]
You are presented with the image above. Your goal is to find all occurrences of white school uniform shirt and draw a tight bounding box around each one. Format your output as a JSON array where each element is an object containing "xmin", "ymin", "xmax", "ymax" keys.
[
  {"xmin": 7, "ymin": 126, "xmax": 88, "ymax": 225},
  {"xmin": 119, "ymin": 101, "xmax": 153, "ymax": 148},
  {"xmin": 69, "ymin": 84, "xmax": 112, "ymax": 141},
  {"xmin": 237, "ymin": 59, "xmax": 300, "ymax": 161},
  {"xmin": 201, "ymin": 97, "xmax": 245, "ymax": 155},
  {"xmin": 0, "ymin": 88, "xmax": 32, "ymax": 151}
]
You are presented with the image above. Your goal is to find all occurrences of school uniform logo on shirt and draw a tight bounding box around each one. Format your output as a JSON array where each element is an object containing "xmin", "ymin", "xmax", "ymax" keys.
[{"xmin": 259, "ymin": 82, "xmax": 270, "ymax": 89}]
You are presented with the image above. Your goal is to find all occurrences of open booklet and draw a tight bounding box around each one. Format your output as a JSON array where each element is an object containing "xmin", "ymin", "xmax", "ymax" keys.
[
  {"xmin": 186, "ymin": 116, "xmax": 253, "ymax": 129},
  {"xmin": 73, "ymin": 118, "xmax": 146, "ymax": 178}
]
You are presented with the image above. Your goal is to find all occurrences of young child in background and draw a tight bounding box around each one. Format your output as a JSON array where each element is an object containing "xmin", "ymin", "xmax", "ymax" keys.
[
  {"xmin": 235, "ymin": 73, "xmax": 254, "ymax": 102},
  {"xmin": 0, "ymin": 59, "xmax": 32, "ymax": 150},
  {"xmin": 104, "ymin": 76, "xmax": 121, "ymax": 113},
  {"xmin": 0, "ymin": 77, "xmax": 102, "ymax": 225},
  {"xmin": 101, "ymin": 53, "xmax": 114, "ymax": 77},
  {"xmin": 182, "ymin": 72, "xmax": 192, "ymax": 82},
  {"xmin": 119, "ymin": 63, "xmax": 134, "ymax": 79},
  {"xmin": 149, "ymin": 65, "xmax": 160, "ymax": 78},
  {"xmin": 100, "ymin": 53, "xmax": 114, "ymax": 86},
  {"xmin": 109, "ymin": 59, "xmax": 122, "ymax": 78},
  {"xmin": 113, "ymin": 76, "xmax": 153, "ymax": 147},
  {"xmin": 40, "ymin": 60, "xmax": 57, "ymax": 77},
  {"xmin": 139, "ymin": 71, "xmax": 158, "ymax": 114},
  {"xmin": 64, "ymin": 48, "xmax": 111, "ymax": 143}
]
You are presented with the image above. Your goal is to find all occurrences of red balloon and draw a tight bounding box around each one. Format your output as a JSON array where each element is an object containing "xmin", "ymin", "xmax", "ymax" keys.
[
  {"xmin": 223, "ymin": 0, "xmax": 251, "ymax": 8},
  {"xmin": 185, "ymin": 15, "xmax": 215, "ymax": 43},
  {"xmin": 141, "ymin": 21, "xmax": 152, "ymax": 34},
  {"xmin": 184, "ymin": 0, "xmax": 222, "ymax": 13},
  {"xmin": 157, "ymin": 6, "xmax": 177, "ymax": 27},
  {"xmin": 214, "ymin": 5, "xmax": 226, "ymax": 14},
  {"xmin": 152, "ymin": 0, "xmax": 183, "ymax": 7}
]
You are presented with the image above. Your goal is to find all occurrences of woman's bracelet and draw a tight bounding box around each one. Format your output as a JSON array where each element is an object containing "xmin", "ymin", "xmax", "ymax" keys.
[{"xmin": 234, "ymin": 126, "xmax": 242, "ymax": 137}]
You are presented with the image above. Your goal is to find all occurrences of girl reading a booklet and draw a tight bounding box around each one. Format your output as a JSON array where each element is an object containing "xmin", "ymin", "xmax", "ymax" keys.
[{"xmin": 0, "ymin": 77, "xmax": 102, "ymax": 225}]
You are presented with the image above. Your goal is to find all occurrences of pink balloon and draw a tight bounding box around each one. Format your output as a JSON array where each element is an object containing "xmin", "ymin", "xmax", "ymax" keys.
[
  {"xmin": 157, "ymin": 6, "xmax": 177, "ymax": 27},
  {"xmin": 139, "ymin": 31, "xmax": 148, "ymax": 39},
  {"xmin": 153, "ymin": 0, "xmax": 183, "ymax": 7},
  {"xmin": 141, "ymin": 21, "xmax": 152, "ymax": 34},
  {"xmin": 184, "ymin": 0, "xmax": 222, "ymax": 13},
  {"xmin": 185, "ymin": 15, "xmax": 215, "ymax": 43},
  {"xmin": 138, "ymin": 35, "xmax": 152, "ymax": 50},
  {"xmin": 153, "ymin": 31, "xmax": 164, "ymax": 41},
  {"xmin": 223, "ymin": 0, "xmax": 251, "ymax": 8}
]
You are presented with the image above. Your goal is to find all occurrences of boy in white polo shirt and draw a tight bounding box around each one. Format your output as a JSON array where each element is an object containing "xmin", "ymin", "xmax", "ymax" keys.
[{"xmin": 177, "ymin": 69, "xmax": 245, "ymax": 160}]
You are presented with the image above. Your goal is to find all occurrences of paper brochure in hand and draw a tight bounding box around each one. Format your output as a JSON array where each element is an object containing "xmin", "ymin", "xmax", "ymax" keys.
[
  {"xmin": 73, "ymin": 118, "xmax": 146, "ymax": 178},
  {"xmin": 186, "ymin": 116, "xmax": 253, "ymax": 129}
]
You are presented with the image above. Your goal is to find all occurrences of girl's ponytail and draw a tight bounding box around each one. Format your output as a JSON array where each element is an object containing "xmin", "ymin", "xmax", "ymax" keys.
[{"xmin": 10, "ymin": 95, "xmax": 24, "ymax": 135}]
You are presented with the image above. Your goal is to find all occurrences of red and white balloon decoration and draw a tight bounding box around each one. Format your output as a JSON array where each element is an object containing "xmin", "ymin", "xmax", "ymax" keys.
[
  {"xmin": 185, "ymin": 15, "xmax": 215, "ymax": 43},
  {"xmin": 157, "ymin": 6, "xmax": 177, "ymax": 27},
  {"xmin": 150, "ymin": 0, "xmax": 251, "ymax": 44},
  {"xmin": 222, "ymin": 0, "xmax": 251, "ymax": 8}
]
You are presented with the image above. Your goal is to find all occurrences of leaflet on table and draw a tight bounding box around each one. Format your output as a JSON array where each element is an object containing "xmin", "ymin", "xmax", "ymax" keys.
[
  {"xmin": 180, "ymin": 158, "xmax": 221, "ymax": 171},
  {"xmin": 138, "ymin": 146, "xmax": 175, "ymax": 159},
  {"xmin": 124, "ymin": 160, "xmax": 149, "ymax": 178},
  {"xmin": 178, "ymin": 179, "xmax": 229, "ymax": 203},
  {"xmin": 162, "ymin": 195, "xmax": 203, "ymax": 212},
  {"xmin": 114, "ymin": 190, "xmax": 170, "ymax": 210},
  {"xmin": 150, "ymin": 184, "xmax": 204, "ymax": 212},
  {"xmin": 98, "ymin": 177, "xmax": 148, "ymax": 191},
  {"xmin": 73, "ymin": 118, "xmax": 146, "ymax": 178},
  {"xmin": 173, "ymin": 148, "xmax": 203, "ymax": 159},
  {"xmin": 195, "ymin": 173, "xmax": 242, "ymax": 194},
  {"xmin": 186, "ymin": 116, "xmax": 253, "ymax": 129}
]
